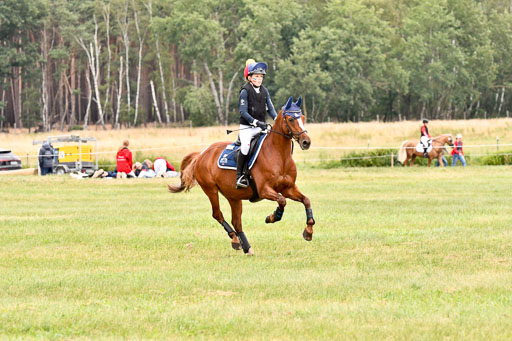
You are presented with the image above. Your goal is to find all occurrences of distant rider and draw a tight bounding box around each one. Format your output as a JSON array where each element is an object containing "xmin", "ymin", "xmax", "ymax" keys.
[
  {"xmin": 420, "ymin": 119, "xmax": 431, "ymax": 158},
  {"xmin": 236, "ymin": 59, "xmax": 277, "ymax": 189}
]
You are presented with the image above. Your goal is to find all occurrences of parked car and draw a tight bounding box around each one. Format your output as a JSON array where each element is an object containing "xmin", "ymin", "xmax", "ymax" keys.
[{"xmin": 0, "ymin": 149, "xmax": 22, "ymax": 171}]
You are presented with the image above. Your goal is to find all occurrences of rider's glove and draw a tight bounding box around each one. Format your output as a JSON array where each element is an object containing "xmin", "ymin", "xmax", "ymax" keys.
[{"xmin": 256, "ymin": 121, "xmax": 267, "ymax": 130}]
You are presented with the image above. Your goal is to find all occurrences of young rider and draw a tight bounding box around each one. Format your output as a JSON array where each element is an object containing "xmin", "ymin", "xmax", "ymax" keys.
[
  {"xmin": 236, "ymin": 59, "xmax": 277, "ymax": 189},
  {"xmin": 420, "ymin": 119, "xmax": 431, "ymax": 158}
]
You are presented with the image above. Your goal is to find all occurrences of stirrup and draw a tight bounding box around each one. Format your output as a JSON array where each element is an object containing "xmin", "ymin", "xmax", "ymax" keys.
[
  {"xmin": 423, "ymin": 152, "xmax": 428, "ymax": 158},
  {"xmin": 236, "ymin": 175, "xmax": 249, "ymax": 189}
]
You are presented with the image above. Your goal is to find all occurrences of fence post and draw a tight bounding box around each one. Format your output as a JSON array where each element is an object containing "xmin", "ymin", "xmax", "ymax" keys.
[
  {"xmin": 496, "ymin": 136, "xmax": 499, "ymax": 151},
  {"xmin": 26, "ymin": 153, "xmax": 29, "ymax": 168},
  {"xmin": 391, "ymin": 152, "xmax": 394, "ymax": 168}
]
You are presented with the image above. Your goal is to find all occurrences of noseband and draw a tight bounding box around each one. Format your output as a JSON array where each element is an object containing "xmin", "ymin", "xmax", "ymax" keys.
[{"xmin": 280, "ymin": 110, "xmax": 308, "ymax": 142}]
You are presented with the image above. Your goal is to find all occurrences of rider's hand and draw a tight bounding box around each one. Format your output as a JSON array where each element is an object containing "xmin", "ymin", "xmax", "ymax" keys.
[{"xmin": 256, "ymin": 121, "xmax": 267, "ymax": 130}]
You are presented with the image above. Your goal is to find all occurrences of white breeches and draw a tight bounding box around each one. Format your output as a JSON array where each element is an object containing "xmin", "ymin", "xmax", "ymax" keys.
[
  {"xmin": 420, "ymin": 136, "xmax": 431, "ymax": 148},
  {"xmin": 239, "ymin": 124, "xmax": 262, "ymax": 155}
]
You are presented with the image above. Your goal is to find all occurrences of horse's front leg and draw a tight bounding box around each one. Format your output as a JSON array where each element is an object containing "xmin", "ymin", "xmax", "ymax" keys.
[
  {"xmin": 282, "ymin": 185, "xmax": 315, "ymax": 241},
  {"xmin": 260, "ymin": 187, "xmax": 287, "ymax": 224}
]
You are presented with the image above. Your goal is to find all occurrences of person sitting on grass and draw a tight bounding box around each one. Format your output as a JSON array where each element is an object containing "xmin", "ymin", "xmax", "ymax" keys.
[
  {"xmin": 133, "ymin": 160, "xmax": 156, "ymax": 178},
  {"xmin": 116, "ymin": 139, "xmax": 135, "ymax": 178},
  {"xmin": 138, "ymin": 159, "xmax": 156, "ymax": 178}
]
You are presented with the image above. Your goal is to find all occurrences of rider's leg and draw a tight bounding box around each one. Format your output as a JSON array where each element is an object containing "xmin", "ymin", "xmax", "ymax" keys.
[
  {"xmin": 236, "ymin": 152, "xmax": 249, "ymax": 188},
  {"xmin": 236, "ymin": 125, "xmax": 255, "ymax": 188}
]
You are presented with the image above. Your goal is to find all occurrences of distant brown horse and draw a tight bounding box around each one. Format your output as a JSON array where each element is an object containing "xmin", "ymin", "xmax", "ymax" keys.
[
  {"xmin": 168, "ymin": 97, "xmax": 315, "ymax": 255},
  {"xmin": 398, "ymin": 134, "xmax": 454, "ymax": 167}
]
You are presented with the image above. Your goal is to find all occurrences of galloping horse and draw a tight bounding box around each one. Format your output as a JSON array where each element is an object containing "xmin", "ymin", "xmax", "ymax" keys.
[
  {"xmin": 168, "ymin": 97, "xmax": 315, "ymax": 255},
  {"xmin": 398, "ymin": 134, "xmax": 454, "ymax": 167}
]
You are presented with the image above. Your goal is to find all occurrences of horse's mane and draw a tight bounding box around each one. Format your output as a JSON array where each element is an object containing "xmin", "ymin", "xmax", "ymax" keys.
[{"xmin": 432, "ymin": 134, "xmax": 452, "ymax": 141}]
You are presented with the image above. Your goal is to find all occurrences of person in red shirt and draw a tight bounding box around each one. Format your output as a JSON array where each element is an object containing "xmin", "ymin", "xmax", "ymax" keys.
[
  {"xmin": 116, "ymin": 139, "xmax": 135, "ymax": 178},
  {"xmin": 420, "ymin": 119, "xmax": 431, "ymax": 158},
  {"xmin": 451, "ymin": 134, "xmax": 466, "ymax": 167}
]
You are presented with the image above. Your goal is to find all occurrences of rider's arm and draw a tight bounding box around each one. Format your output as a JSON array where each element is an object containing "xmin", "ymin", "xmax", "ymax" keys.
[
  {"xmin": 264, "ymin": 88, "xmax": 277, "ymax": 120},
  {"xmin": 239, "ymin": 88, "xmax": 258, "ymax": 125}
]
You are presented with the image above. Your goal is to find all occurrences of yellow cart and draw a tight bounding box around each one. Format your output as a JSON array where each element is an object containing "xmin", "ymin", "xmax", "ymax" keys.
[{"xmin": 33, "ymin": 135, "xmax": 98, "ymax": 175}]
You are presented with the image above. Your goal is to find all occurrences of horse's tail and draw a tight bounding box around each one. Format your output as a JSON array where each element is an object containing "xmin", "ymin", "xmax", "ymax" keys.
[
  {"xmin": 398, "ymin": 141, "xmax": 408, "ymax": 164},
  {"xmin": 167, "ymin": 152, "xmax": 200, "ymax": 193}
]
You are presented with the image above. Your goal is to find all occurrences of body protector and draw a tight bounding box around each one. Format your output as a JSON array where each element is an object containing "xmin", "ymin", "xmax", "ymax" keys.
[{"xmin": 239, "ymin": 83, "xmax": 267, "ymax": 125}]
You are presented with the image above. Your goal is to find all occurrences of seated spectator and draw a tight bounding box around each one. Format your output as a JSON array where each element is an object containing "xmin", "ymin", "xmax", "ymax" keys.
[
  {"xmin": 138, "ymin": 159, "xmax": 156, "ymax": 178},
  {"xmin": 116, "ymin": 140, "xmax": 136, "ymax": 178},
  {"xmin": 91, "ymin": 169, "xmax": 109, "ymax": 178},
  {"xmin": 154, "ymin": 157, "xmax": 179, "ymax": 177}
]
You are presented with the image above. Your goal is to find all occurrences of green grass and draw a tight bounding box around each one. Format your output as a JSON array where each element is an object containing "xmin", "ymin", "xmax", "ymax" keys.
[{"xmin": 1, "ymin": 167, "xmax": 512, "ymax": 339}]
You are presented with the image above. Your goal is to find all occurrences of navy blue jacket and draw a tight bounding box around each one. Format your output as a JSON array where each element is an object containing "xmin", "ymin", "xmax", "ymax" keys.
[
  {"xmin": 38, "ymin": 143, "xmax": 54, "ymax": 169},
  {"xmin": 239, "ymin": 84, "xmax": 277, "ymax": 125}
]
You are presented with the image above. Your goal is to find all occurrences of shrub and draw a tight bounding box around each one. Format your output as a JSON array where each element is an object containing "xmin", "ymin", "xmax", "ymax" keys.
[
  {"xmin": 480, "ymin": 150, "xmax": 512, "ymax": 166},
  {"xmin": 317, "ymin": 149, "xmax": 397, "ymax": 168}
]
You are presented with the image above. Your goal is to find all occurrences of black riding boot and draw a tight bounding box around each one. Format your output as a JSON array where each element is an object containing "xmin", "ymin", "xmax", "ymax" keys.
[
  {"xmin": 236, "ymin": 153, "xmax": 249, "ymax": 189},
  {"xmin": 423, "ymin": 148, "xmax": 428, "ymax": 158}
]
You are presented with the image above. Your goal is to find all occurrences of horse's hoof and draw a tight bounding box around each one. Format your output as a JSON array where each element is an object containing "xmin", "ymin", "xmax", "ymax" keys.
[
  {"xmin": 245, "ymin": 248, "xmax": 254, "ymax": 256},
  {"xmin": 232, "ymin": 242, "xmax": 242, "ymax": 250},
  {"xmin": 265, "ymin": 215, "xmax": 272, "ymax": 224},
  {"xmin": 303, "ymin": 229, "xmax": 313, "ymax": 241}
]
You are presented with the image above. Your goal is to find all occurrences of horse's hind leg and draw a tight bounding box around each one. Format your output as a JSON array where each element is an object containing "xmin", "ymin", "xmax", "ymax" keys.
[
  {"xmin": 282, "ymin": 185, "xmax": 315, "ymax": 241},
  {"xmin": 202, "ymin": 186, "xmax": 241, "ymax": 250},
  {"xmin": 227, "ymin": 199, "xmax": 253, "ymax": 255}
]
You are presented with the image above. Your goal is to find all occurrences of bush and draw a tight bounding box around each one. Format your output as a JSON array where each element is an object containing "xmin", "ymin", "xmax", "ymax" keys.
[
  {"xmin": 317, "ymin": 149, "xmax": 397, "ymax": 168},
  {"xmin": 480, "ymin": 150, "xmax": 512, "ymax": 166}
]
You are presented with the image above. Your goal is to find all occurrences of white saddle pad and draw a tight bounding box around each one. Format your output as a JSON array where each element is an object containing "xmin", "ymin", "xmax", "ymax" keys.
[{"xmin": 416, "ymin": 143, "xmax": 432, "ymax": 153}]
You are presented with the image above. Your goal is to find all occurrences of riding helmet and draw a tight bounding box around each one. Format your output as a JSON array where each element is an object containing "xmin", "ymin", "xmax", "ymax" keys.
[
  {"xmin": 423, "ymin": 119, "xmax": 429, "ymax": 124},
  {"xmin": 244, "ymin": 60, "xmax": 267, "ymax": 79}
]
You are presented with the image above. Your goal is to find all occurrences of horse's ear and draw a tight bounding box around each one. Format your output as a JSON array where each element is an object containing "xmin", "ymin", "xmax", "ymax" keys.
[
  {"xmin": 285, "ymin": 96, "xmax": 293, "ymax": 110},
  {"xmin": 295, "ymin": 96, "xmax": 302, "ymax": 108}
]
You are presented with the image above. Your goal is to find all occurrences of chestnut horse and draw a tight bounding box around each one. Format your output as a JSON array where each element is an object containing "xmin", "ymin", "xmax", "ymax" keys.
[
  {"xmin": 398, "ymin": 134, "xmax": 454, "ymax": 167},
  {"xmin": 168, "ymin": 97, "xmax": 315, "ymax": 255}
]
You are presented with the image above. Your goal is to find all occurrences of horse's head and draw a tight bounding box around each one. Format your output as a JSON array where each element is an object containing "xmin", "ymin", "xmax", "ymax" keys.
[
  {"xmin": 433, "ymin": 134, "xmax": 454, "ymax": 147},
  {"xmin": 446, "ymin": 134, "xmax": 454, "ymax": 147},
  {"xmin": 276, "ymin": 96, "xmax": 311, "ymax": 150}
]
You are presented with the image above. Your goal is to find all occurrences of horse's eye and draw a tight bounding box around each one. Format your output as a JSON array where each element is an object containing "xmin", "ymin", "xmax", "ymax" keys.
[{"xmin": 288, "ymin": 118, "xmax": 294, "ymax": 122}]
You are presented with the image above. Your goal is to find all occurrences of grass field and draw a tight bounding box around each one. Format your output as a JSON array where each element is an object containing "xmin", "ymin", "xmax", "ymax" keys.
[{"xmin": 1, "ymin": 166, "xmax": 512, "ymax": 339}]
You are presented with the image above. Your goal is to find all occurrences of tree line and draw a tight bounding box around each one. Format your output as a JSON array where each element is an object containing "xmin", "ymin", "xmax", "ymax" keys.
[{"xmin": 1, "ymin": 0, "xmax": 512, "ymax": 131}]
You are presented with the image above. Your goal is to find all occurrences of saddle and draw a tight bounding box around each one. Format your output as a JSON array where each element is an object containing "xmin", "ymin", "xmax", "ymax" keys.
[
  {"xmin": 416, "ymin": 142, "xmax": 432, "ymax": 154},
  {"xmin": 217, "ymin": 132, "xmax": 267, "ymax": 171},
  {"xmin": 217, "ymin": 133, "xmax": 267, "ymax": 202}
]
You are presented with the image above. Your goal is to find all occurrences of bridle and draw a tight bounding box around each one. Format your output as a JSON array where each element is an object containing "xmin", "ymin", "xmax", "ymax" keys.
[{"xmin": 268, "ymin": 110, "xmax": 308, "ymax": 143}]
